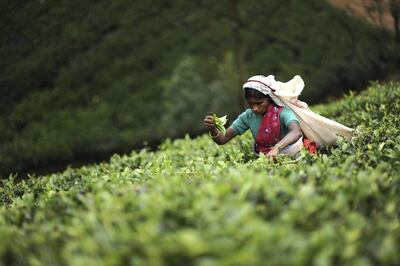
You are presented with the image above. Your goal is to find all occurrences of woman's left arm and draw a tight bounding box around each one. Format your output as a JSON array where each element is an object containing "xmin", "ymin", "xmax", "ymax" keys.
[{"xmin": 267, "ymin": 122, "xmax": 302, "ymax": 156}]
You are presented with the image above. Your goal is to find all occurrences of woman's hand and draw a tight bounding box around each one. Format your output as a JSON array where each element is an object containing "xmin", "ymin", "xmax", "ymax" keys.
[
  {"xmin": 203, "ymin": 113, "xmax": 216, "ymax": 130},
  {"xmin": 292, "ymin": 99, "xmax": 309, "ymax": 110},
  {"xmin": 267, "ymin": 146, "xmax": 280, "ymax": 157},
  {"xmin": 268, "ymin": 122, "xmax": 302, "ymax": 157},
  {"xmin": 203, "ymin": 113, "xmax": 236, "ymax": 145}
]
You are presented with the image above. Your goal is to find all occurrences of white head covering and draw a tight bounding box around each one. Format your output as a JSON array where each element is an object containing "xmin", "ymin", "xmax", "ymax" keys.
[{"xmin": 242, "ymin": 75, "xmax": 284, "ymax": 106}]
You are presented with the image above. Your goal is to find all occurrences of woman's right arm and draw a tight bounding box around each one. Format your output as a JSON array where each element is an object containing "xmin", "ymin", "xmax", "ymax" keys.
[{"xmin": 203, "ymin": 114, "xmax": 236, "ymax": 145}]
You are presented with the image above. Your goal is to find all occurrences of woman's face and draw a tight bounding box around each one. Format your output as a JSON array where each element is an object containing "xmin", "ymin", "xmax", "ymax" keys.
[{"xmin": 247, "ymin": 97, "xmax": 270, "ymax": 115}]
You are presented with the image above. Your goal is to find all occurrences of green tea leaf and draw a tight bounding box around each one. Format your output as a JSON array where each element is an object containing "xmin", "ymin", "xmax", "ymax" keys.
[{"xmin": 212, "ymin": 113, "xmax": 228, "ymax": 135}]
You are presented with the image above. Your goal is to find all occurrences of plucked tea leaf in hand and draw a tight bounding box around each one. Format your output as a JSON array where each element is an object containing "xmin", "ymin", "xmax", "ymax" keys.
[{"xmin": 212, "ymin": 113, "xmax": 228, "ymax": 135}]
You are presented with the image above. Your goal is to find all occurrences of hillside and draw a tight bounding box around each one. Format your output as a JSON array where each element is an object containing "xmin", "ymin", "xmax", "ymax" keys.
[
  {"xmin": 1, "ymin": 83, "xmax": 399, "ymax": 265},
  {"xmin": 1, "ymin": 0, "xmax": 399, "ymax": 177}
]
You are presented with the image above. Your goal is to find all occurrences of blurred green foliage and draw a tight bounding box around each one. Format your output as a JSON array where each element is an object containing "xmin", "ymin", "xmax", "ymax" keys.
[
  {"xmin": 0, "ymin": 82, "xmax": 399, "ymax": 265},
  {"xmin": 161, "ymin": 55, "xmax": 238, "ymax": 137},
  {"xmin": 1, "ymin": 0, "xmax": 399, "ymax": 175}
]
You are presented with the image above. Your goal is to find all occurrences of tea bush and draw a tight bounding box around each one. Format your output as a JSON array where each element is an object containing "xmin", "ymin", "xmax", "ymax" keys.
[{"xmin": 0, "ymin": 82, "xmax": 399, "ymax": 265}]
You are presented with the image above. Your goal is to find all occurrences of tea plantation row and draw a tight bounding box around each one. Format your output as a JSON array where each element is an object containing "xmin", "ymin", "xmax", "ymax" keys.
[{"xmin": 0, "ymin": 82, "xmax": 399, "ymax": 265}]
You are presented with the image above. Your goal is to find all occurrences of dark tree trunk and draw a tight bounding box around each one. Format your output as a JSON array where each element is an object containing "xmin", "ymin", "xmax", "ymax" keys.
[{"xmin": 228, "ymin": 0, "xmax": 247, "ymax": 111}]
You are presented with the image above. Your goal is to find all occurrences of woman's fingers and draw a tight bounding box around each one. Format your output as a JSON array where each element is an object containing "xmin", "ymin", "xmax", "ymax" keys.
[
  {"xmin": 204, "ymin": 115, "xmax": 214, "ymax": 123},
  {"xmin": 293, "ymin": 100, "xmax": 308, "ymax": 109},
  {"xmin": 293, "ymin": 100, "xmax": 302, "ymax": 107},
  {"xmin": 203, "ymin": 115, "xmax": 215, "ymax": 129}
]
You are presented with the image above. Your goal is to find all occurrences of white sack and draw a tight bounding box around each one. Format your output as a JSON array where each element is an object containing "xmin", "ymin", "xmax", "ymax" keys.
[{"xmin": 272, "ymin": 75, "xmax": 353, "ymax": 147}]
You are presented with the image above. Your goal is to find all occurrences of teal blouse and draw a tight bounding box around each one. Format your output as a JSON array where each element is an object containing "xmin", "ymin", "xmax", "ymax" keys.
[{"xmin": 230, "ymin": 107, "xmax": 299, "ymax": 139}]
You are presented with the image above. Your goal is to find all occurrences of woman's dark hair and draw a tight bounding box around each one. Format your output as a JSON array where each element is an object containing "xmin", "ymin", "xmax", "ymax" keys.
[{"xmin": 244, "ymin": 87, "xmax": 271, "ymax": 101}]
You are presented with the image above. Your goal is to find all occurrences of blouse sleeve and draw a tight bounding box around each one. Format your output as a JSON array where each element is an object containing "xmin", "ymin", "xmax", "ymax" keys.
[
  {"xmin": 230, "ymin": 109, "xmax": 251, "ymax": 135},
  {"xmin": 280, "ymin": 107, "xmax": 299, "ymax": 127}
]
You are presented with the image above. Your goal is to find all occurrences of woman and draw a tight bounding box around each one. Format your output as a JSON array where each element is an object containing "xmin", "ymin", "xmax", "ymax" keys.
[{"xmin": 203, "ymin": 75, "xmax": 305, "ymax": 157}]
